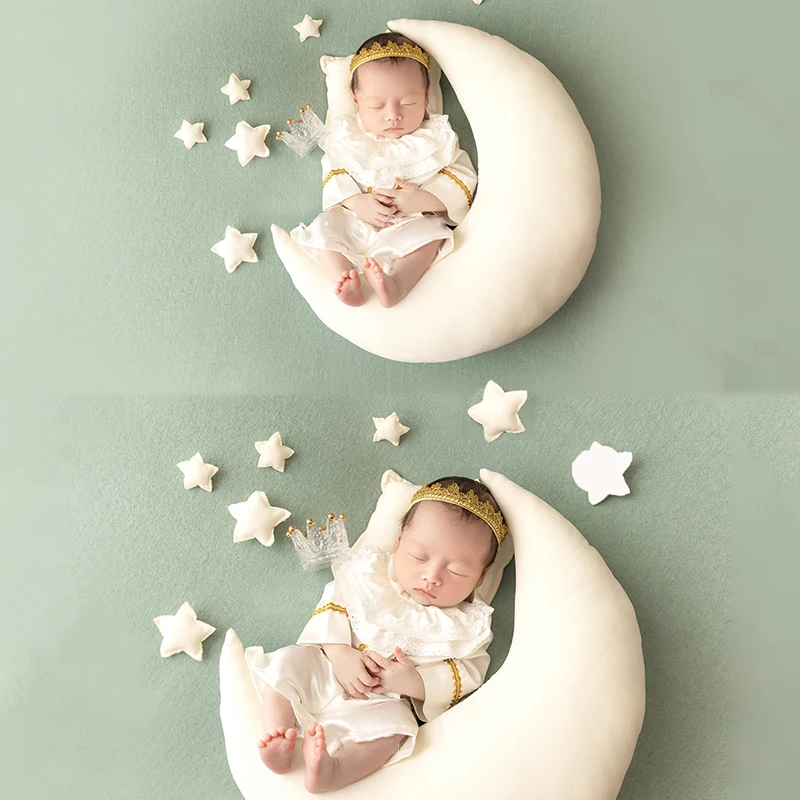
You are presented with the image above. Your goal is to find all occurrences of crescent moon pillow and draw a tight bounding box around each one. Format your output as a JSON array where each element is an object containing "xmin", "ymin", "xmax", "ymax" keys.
[
  {"xmin": 351, "ymin": 469, "xmax": 514, "ymax": 604},
  {"xmin": 319, "ymin": 53, "xmax": 444, "ymax": 125},
  {"xmin": 272, "ymin": 19, "xmax": 600, "ymax": 363},
  {"xmin": 219, "ymin": 468, "xmax": 645, "ymax": 800}
]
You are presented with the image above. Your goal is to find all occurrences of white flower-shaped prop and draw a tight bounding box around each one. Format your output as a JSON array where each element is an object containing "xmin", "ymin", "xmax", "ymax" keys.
[
  {"xmin": 210, "ymin": 225, "xmax": 258, "ymax": 273},
  {"xmin": 177, "ymin": 452, "xmax": 219, "ymax": 491},
  {"xmin": 228, "ymin": 491, "xmax": 291, "ymax": 547},
  {"xmin": 255, "ymin": 432, "xmax": 295, "ymax": 472},
  {"xmin": 221, "ymin": 73, "xmax": 251, "ymax": 104},
  {"xmin": 293, "ymin": 15, "xmax": 322, "ymax": 42},
  {"xmin": 571, "ymin": 442, "xmax": 633, "ymax": 505},
  {"xmin": 173, "ymin": 120, "xmax": 207, "ymax": 149},
  {"xmin": 153, "ymin": 602, "xmax": 216, "ymax": 661},
  {"xmin": 225, "ymin": 121, "xmax": 270, "ymax": 166},
  {"xmin": 467, "ymin": 380, "xmax": 527, "ymax": 442},
  {"xmin": 373, "ymin": 412, "xmax": 410, "ymax": 446}
]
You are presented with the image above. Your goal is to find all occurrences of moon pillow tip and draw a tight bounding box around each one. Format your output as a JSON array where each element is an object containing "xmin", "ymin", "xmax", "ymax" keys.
[{"xmin": 272, "ymin": 19, "xmax": 600, "ymax": 362}]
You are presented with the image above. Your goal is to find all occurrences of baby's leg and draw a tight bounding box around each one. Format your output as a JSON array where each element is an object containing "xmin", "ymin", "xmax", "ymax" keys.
[
  {"xmin": 362, "ymin": 239, "xmax": 443, "ymax": 308},
  {"xmin": 303, "ymin": 723, "xmax": 404, "ymax": 794},
  {"xmin": 256, "ymin": 682, "xmax": 298, "ymax": 774},
  {"xmin": 317, "ymin": 249, "xmax": 365, "ymax": 307}
]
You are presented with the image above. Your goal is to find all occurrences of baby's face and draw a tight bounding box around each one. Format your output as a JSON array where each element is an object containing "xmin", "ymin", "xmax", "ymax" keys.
[
  {"xmin": 351, "ymin": 58, "xmax": 429, "ymax": 139},
  {"xmin": 392, "ymin": 501, "xmax": 492, "ymax": 608}
]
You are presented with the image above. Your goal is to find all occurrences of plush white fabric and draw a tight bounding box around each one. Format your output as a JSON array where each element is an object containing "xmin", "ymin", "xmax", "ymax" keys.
[
  {"xmin": 271, "ymin": 18, "xmax": 601, "ymax": 363},
  {"xmin": 220, "ymin": 468, "xmax": 645, "ymax": 799}
]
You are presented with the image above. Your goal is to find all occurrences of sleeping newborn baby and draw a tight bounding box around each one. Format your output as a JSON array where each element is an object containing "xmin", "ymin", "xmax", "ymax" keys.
[
  {"xmin": 291, "ymin": 32, "xmax": 478, "ymax": 308},
  {"xmin": 244, "ymin": 476, "xmax": 507, "ymax": 793}
]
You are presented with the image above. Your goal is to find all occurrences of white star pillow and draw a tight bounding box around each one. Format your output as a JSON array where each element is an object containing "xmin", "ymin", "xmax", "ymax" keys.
[
  {"xmin": 211, "ymin": 225, "xmax": 258, "ymax": 273},
  {"xmin": 293, "ymin": 15, "xmax": 322, "ymax": 42},
  {"xmin": 177, "ymin": 452, "xmax": 219, "ymax": 491},
  {"xmin": 572, "ymin": 442, "xmax": 633, "ymax": 505},
  {"xmin": 228, "ymin": 491, "xmax": 291, "ymax": 546},
  {"xmin": 174, "ymin": 120, "xmax": 207, "ymax": 149},
  {"xmin": 225, "ymin": 121, "xmax": 270, "ymax": 166},
  {"xmin": 153, "ymin": 602, "xmax": 216, "ymax": 661},
  {"xmin": 468, "ymin": 380, "xmax": 528, "ymax": 442},
  {"xmin": 255, "ymin": 432, "xmax": 294, "ymax": 472},
  {"xmin": 373, "ymin": 412, "xmax": 410, "ymax": 446},
  {"xmin": 221, "ymin": 73, "xmax": 251, "ymax": 104}
]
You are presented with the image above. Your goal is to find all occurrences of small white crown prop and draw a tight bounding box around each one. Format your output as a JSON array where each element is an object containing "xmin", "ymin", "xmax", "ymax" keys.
[
  {"xmin": 275, "ymin": 104, "xmax": 326, "ymax": 157},
  {"xmin": 286, "ymin": 513, "xmax": 351, "ymax": 570}
]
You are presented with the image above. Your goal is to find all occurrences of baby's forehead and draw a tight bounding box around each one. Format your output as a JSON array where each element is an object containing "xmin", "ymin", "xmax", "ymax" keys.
[{"xmin": 355, "ymin": 60, "xmax": 427, "ymax": 93}]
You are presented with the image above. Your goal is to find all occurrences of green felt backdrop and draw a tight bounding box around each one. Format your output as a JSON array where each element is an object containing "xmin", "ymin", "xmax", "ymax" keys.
[{"xmin": 2, "ymin": 0, "xmax": 796, "ymax": 798}]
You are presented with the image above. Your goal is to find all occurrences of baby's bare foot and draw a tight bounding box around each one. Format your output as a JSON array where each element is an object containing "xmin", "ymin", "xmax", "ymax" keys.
[
  {"xmin": 257, "ymin": 726, "xmax": 297, "ymax": 774},
  {"xmin": 362, "ymin": 257, "xmax": 401, "ymax": 308},
  {"xmin": 333, "ymin": 269, "xmax": 365, "ymax": 307},
  {"xmin": 303, "ymin": 723, "xmax": 338, "ymax": 794}
]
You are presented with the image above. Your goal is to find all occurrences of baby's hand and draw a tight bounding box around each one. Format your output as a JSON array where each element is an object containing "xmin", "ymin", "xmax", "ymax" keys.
[
  {"xmin": 373, "ymin": 177, "xmax": 446, "ymax": 217},
  {"xmin": 341, "ymin": 193, "xmax": 397, "ymax": 230},
  {"xmin": 364, "ymin": 648, "xmax": 425, "ymax": 700},
  {"xmin": 324, "ymin": 644, "xmax": 383, "ymax": 700}
]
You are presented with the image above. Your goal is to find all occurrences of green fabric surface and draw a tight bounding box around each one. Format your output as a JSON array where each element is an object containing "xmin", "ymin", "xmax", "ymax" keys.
[{"xmin": 2, "ymin": 0, "xmax": 795, "ymax": 798}]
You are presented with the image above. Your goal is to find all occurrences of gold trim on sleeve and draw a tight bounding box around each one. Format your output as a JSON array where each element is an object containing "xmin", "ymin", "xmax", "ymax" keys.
[
  {"xmin": 438, "ymin": 168, "xmax": 473, "ymax": 207},
  {"xmin": 322, "ymin": 168, "xmax": 349, "ymax": 189},
  {"xmin": 311, "ymin": 602, "xmax": 348, "ymax": 618},
  {"xmin": 444, "ymin": 658, "xmax": 463, "ymax": 707}
]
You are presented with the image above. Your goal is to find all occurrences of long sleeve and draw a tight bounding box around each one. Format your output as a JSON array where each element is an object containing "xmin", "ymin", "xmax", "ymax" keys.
[
  {"xmin": 321, "ymin": 151, "xmax": 364, "ymax": 212},
  {"xmin": 296, "ymin": 576, "xmax": 353, "ymax": 648},
  {"xmin": 409, "ymin": 644, "xmax": 491, "ymax": 723},
  {"xmin": 419, "ymin": 141, "xmax": 477, "ymax": 226}
]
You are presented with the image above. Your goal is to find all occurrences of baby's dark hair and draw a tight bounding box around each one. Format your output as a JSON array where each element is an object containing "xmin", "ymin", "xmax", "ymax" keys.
[
  {"xmin": 399, "ymin": 476, "xmax": 500, "ymax": 569},
  {"xmin": 350, "ymin": 33, "xmax": 431, "ymax": 93}
]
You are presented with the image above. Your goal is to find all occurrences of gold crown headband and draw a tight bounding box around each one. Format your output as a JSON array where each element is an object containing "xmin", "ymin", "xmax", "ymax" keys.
[
  {"xmin": 409, "ymin": 482, "xmax": 508, "ymax": 548},
  {"xmin": 350, "ymin": 41, "xmax": 430, "ymax": 75}
]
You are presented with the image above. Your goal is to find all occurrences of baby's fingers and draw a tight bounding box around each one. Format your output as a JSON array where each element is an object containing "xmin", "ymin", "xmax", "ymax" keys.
[
  {"xmin": 346, "ymin": 682, "xmax": 368, "ymax": 700},
  {"xmin": 362, "ymin": 654, "xmax": 382, "ymax": 673}
]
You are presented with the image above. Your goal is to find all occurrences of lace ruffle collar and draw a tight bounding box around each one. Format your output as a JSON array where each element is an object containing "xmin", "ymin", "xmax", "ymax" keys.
[
  {"xmin": 333, "ymin": 544, "xmax": 493, "ymax": 659},
  {"xmin": 320, "ymin": 113, "xmax": 458, "ymax": 188}
]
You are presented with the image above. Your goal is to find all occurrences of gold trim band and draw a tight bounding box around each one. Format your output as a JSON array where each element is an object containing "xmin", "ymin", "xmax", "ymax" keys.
[
  {"xmin": 322, "ymin": 168, "xmax": 349, "ymax": 189},
  {"xmin": 444, "ymin": 658, "xmax": 462, "ymax": 707},
  {"xmin": 438, "ymin": 168, "xmax": 473, "ymax": 207},
  {"xmin": 311, "ymin": 602, "xmax": 348, "ymax": 618},
  {"xmin": 350, "ymin": 41, "xmax": 430, "ymax": 74}
]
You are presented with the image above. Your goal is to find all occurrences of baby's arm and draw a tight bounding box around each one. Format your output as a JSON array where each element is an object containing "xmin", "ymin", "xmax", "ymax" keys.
[
  {"xmin": 321, "ymin": 152, "xmax": 364, "ymax": 212},
  {"xmin": 409, "ymin": 644, "xmax": 491, "ymax": 723},
  {"xmin": 296, "ymin": 577, "xmax": 353, "ymax": 648},
  {"xmin": 320, "ymin": 152, "xmax": 396, "ymax": 229},
  {"xmin": 295, "ymin": 576, "xmax": 382, "ymax": 699},
  {"xmin": 418, "ymin": 140, "xmax": 478, "ymax": 226}
]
